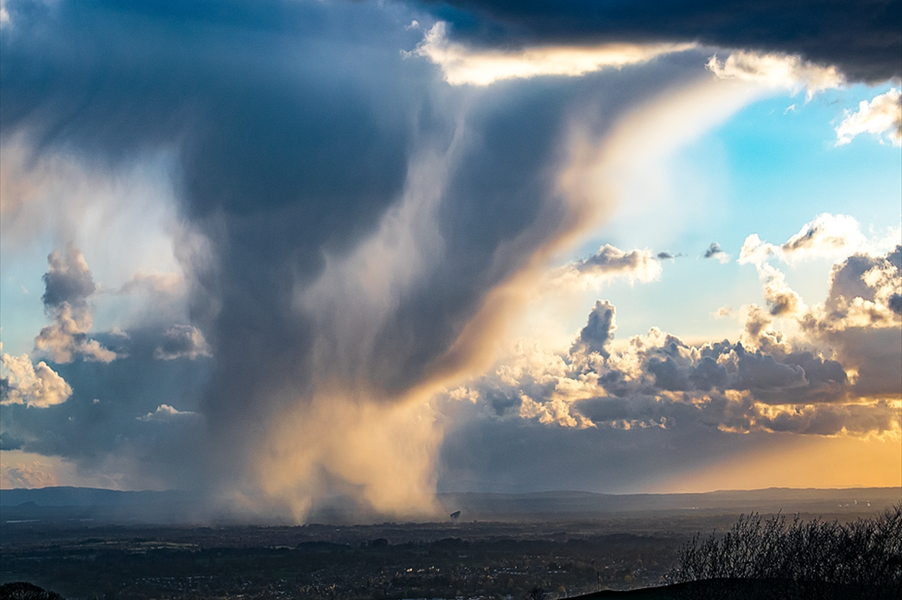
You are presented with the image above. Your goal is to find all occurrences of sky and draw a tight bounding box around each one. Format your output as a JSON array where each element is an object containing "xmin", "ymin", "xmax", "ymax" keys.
[{"xmin": 0, "ymin": 0, "xmax": 900, "ymax": 522}]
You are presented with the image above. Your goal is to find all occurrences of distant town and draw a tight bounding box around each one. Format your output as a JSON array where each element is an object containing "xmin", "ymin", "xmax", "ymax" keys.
[{"xmin": 2, "ymin": 486, "xmax": 898, "ymax": 599}]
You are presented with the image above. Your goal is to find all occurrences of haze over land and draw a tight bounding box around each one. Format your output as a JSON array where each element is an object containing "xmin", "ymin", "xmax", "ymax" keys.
[
  {"xmin": 1, "ymin": 0, "xmax": 900, "ymax": 523},
  {"xmin": 2, "ymin": 486, "xmax": 899, "ymax": 525}
]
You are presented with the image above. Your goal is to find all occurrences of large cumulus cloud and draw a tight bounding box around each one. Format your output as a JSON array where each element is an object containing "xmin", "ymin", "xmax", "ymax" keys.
[
  {"xmin": 439, "ymin": 225, "xmax": 900, "ymax": 466},
  {"xmin": 33, "ymin": 244, "xmax": 116, "ymax": 363}
]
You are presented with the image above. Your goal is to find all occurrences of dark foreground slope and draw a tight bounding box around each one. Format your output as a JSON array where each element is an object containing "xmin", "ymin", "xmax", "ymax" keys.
[
  {"xmin": 0, "ymin": 581, "xmax": 63, "ymax": 600},
  {"xmin": 577, "ymin": 578, "xmax": 894, "ymax": 599}
]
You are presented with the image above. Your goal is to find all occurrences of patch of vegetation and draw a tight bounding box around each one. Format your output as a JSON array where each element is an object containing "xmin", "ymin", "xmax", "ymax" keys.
[
  {"xmin": 669, "ymin": 505, "xmax": 902, "ymax": 599},
  {"xmin": 0, "ymin": 581, "xmax": 64, "ymax": 600}
]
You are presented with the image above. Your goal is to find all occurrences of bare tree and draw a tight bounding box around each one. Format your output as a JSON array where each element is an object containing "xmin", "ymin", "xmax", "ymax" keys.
[{"xmin": 670, "ymin": 505, "xmax": 901, "ymax": 600}]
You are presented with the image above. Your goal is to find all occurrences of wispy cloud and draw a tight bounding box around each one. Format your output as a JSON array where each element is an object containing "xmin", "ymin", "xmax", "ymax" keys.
[
  {"xmin": 707, "ymin": 51, "xmax": 844, "ymax": 99},
  {"xmin": 411, "ymin": 22, "xmax": 693, "ymax": 86},
  {"xmin": 835, "ymin": 88, "xmax": 902, "ymax": 147}
]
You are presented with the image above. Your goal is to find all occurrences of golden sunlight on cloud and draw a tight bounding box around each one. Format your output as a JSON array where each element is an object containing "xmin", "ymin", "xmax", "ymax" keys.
[
  {"xmin": 658, "ymin": 432, "xmax": 902, "ymax": 493},
  {"xmin": 411, "ymin": 22, "xmax": 694, "ymax": 86},
  {"xmin": 707, "ymin": 50, "xmax": 844, "ymax": 99},
  {"xmin": 835, "ymin": 88, "xmax": 902, "ymax": 147},
  {"xmin": 0, "ymin": 450, "xmax": 126, "ymax": 490},
  {"xmin": 0, "ymin": 452, "xmax": 59, "ymax": 489},
  {"xmin": 0, "ymin": 346, "xmax": 72, "ymax": 408}
]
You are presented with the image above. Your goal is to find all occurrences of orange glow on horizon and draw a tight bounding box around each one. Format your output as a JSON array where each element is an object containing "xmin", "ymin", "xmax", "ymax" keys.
[{"xmin": 653, "ymin": 434, "xmax": 902, "ymax": 493}]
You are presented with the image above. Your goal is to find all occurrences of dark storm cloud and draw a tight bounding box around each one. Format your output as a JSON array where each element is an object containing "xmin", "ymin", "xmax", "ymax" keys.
[
  {"xmin": 2, "ymin": 0, "xmax": 713, "ymax": 500},
  {"xmin": 1, "ymin": 0, "xmax": 437, "ymax": 483},
  {"xmin": 889, "ymin": 293, "xmax": 902, "ymax": 315},
  {"xmin": 1, "ymin": 0, "xmax": 419, "ymax": 216},
  {"xmin": 422, "ymin": 0, "xmax": 902, "ymax": 82}
]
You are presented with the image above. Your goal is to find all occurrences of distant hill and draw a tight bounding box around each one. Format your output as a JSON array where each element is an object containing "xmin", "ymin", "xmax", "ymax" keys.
[
  {"xmin": 0, "ymin": 486, "xmax": 194, "ymax": 508},
  {"xmin": 0, "ymin": 487, "xmax": 202, "ymax": 524},
  {"xmin": 1, "ymin": 486, "xmax": 898, "ymax": 525},
  {"xmin": 437, "ymin": 487, "xmax": 901, "ymax": 520}
]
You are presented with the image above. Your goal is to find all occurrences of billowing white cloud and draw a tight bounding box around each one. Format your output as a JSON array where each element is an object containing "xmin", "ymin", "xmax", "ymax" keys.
[
  {"xmin": 555, "ymin": 244, "xmax": 662, "ymax": 289},
  {"xmin": 740, "ymin": 214, "xmax": 884, "ymax": 269},
  {"xmin": 443, "ymin": 223, "xmax": 901, "ymax": 440},
  {"xmin": 34, "ymin": 304, "xmax": 117, "ymax": 363},
  {"xmin": 137, "ymin": 404, "xmax": 200, "ymax": 422},
  {"xmin": 707, "ymin": 50, "xmax": 844, "ymax": 99},
  {"xmin": 412, "ymin": 22, "xmax": 693, "ymax": 86},
  {"xmin": 32, "ymin": 244, "xmax": 117, "ymax": 363},
  {"xmin": 835, "ymin": 88, "xmax": 902, "ymax": 147},
  {"xmin": 1, "ymin": 349, "xmax": 72, "ymax": 408},
  {"xmin": 782, "ymin": 213, "xmax": 869, "ymax": 258}
]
